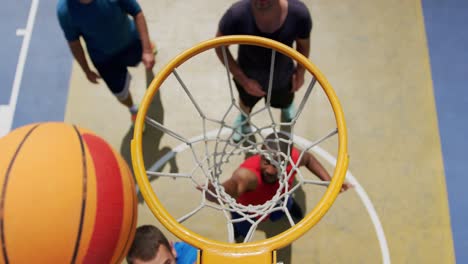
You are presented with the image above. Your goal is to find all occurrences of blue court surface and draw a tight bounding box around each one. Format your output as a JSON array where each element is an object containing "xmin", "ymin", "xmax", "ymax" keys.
[
  {"xmin": 0, "ymin": 1, "xmax": 467, "ymax": 263},
  {"xmin": 0, "ymin": 0, "xmax": 72, "ymax": 136},
  {"xmin": 422, "ymin": 0, "xmax": 468, "ymax": 261}
]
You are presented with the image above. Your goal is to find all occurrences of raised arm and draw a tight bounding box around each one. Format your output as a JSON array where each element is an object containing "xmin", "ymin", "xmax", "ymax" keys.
[
  {"xmin": 223, "ymin": 168, "xmax": 258, "ymax": 199},
  {"xmin": 204, "ymin": 167, "xmax": 258, "ymax": 203},
  {"xmin": 299, "ymin": 151, "xmax": 352, "ymax": 192},
  {"xmin": 299, "ymin": 151, "xmax": 331, "ymax": 181}
]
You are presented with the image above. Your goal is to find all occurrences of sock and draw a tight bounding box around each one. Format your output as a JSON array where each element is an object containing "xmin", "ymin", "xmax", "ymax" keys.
[
  {"xmin": 240, "ymin": 113, "xmax": 247, "ymax": 122},
  {"xmin": 129, "ymin": 105, "xmax": 138, "ymax": 114}
]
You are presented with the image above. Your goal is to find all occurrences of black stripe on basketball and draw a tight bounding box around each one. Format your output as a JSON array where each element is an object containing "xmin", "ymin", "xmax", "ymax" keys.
[
  {"xmin": 70, "ymin": 125, "xmax": 87, "ymax": 264},
  {"xmin": 0, "ymin": 124, "xmax": 41, "ymax": 264}
]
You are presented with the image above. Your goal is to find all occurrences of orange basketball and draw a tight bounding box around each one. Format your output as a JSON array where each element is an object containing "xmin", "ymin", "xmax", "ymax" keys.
[{"xmin": 0, "ymin": 122, "xmax": 137, "ymax": 263}]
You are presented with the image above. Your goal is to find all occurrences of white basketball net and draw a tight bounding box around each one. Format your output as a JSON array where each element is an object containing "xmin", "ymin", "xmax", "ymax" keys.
[{"xmin": 143, "ymin": 46, "xmax": 338, "ymax": 243}]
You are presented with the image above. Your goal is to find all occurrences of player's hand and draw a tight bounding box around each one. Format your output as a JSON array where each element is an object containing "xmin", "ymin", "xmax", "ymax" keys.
[
  {"xmin": 142, "ymin": 51, "xmax": 155, "ymax": 69},
  {"xmin": 85, "ymin": 70, "xmax": 100, "ymax": 84},
  {"xmin": 291, "ymin": 69, "xmax": 305, "ymax": 92},
  {"xmin": 340, "ymin": 182, "xmax": 353, "ymax": 193},
  {"xmin": 242, "ymin": 78, "xmax": 266, "ymax": 97},
  {"xmin": 196, "ymin": 184, "xmax": 218, "ymax": 203}
]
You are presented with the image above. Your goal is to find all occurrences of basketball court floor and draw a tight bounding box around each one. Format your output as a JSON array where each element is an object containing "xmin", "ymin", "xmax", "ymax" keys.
[{"xmin": 1, "ymin": 0, "xmax": 466, "ymax": 263}]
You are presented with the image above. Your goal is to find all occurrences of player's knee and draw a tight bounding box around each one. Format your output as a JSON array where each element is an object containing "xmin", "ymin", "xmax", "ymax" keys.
[{"xmin": 115, "ymin": 89, "xmax": 130, "ymax": 101}]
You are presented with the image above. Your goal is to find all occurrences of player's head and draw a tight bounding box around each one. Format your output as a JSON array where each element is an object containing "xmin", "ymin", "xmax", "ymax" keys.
[
  {"xmin": 127, "ymin": 225, "xmax": 176, "ymax": 264},
  {"xmin": 251, "ymin": 0, "xmax": 278, "ymax": 11},
  {"xmin": 260, "ymin": 133, "xmax": 291, "ymax": 184}
]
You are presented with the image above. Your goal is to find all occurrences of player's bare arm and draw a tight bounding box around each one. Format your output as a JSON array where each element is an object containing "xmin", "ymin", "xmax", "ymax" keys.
[
  {"xmin": 292, "ymin": 37, "xmax": 310, "ymax": 91},
  {"xmin": 299, "ymin": 151, "xmax": 352, "ymax": 192},
  {"xmin": 68, "ymin": 40, "xmax": 100, "ymax": 83},
  {"xmin": 215, "ymin": 31, "xmax": 265, "ymax": 97},
  {"xmin": 201, "ymin": 167, "xmax": 258, "ymax": 203},
  {"xmin": 222, "ymin": 168, "xmax": 258, "ymax": 199}
]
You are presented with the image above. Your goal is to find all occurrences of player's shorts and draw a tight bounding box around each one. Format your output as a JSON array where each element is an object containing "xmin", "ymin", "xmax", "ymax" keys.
[
  {"xmin": 234, "ymin": 79, "xmax": 294, "ymax": 109},
  {"xmin": 231, "ymin": 197, "xmax": 302, "ymax": 240},
  {"xmin": 92, "ymin": 39, "xmax": 142, "ymax": 100}
]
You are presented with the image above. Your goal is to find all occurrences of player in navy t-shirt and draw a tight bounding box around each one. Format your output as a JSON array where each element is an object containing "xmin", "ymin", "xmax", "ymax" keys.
[{"xmin": 215, "ymin": 0, "xmax": 313, "ymax": 142}]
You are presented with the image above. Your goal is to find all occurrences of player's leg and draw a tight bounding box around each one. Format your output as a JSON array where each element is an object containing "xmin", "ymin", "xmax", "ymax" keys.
[
  {"xmin": 93, "ymin": 60, "xmax": 139, "ymax": 123},
  {"xmin": 268, "ymin": 197, "xmax": 303, "ymax": 222},
  {"xmin": 232, "ymin": 80, "xmax": 262, "ymax": 142},
  {"xmin": 230, "ymin": 211, "xmax": 253, "ymax": 243},
  {"xmin": 112, "ymin": 38, "xmax": 157, "ymax": 126},
  {"xmin": 287, "ymin": 196, "xmax": 304, "ymax": 221},
  {"xmin": 269, "ymin": 82, "xmax": 296, "ymax": 122}
]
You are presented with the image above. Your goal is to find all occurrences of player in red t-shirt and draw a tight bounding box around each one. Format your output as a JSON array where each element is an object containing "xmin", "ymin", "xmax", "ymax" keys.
[{"xmin": 203, "ymin": 133, "xmax": 352, "ymax": 241}]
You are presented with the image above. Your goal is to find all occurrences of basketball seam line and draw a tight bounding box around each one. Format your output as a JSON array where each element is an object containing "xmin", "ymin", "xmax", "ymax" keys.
[
  {"xmin": 0, "ymin": 124, "xmax": 40, "ymax": 264},
  {"xmin": 70, "ymin": 125, "xmax": 87, "ymax": 264}
]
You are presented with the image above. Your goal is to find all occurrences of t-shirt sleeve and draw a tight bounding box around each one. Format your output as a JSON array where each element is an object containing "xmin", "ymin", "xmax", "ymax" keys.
[
  {"xmin": 292, "ymin": 147, "xmax": 301, "ymax": 165},
  {"xmin": 295, "ymin": 3, "xmax": 312, "ymax": 39},
  {"xmin": 57, "ymin": 6, "xmax": 80, "ymax": 42},
  {"xmin": 218, "ymin": 8, "xmax": 237, "ymax": 35},
  {"xmin": 118, "ymin": 0, "xmax": 142, "ymax": 16},
  {"xmin": 174, "ymin": 242, "xmax": 198, "ymax": 264}
]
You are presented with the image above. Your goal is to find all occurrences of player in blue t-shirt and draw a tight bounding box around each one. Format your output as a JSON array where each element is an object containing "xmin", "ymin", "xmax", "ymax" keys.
[
  {"xmin": 127, "ymin": 225, "xmax": 198, "ymax": 264},
  {"xmin": 57, "ymin": 0, "xmax": 156, "ymax": 124}
]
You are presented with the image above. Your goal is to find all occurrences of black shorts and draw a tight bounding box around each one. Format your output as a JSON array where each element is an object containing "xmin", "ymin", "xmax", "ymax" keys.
[
  {"xmin": 234, "ymin": 79, "xmax": 294, "ymax": 109},
  {"xmin": 92, "ymin": 39, "xmax": 142, "ymax": 100}
]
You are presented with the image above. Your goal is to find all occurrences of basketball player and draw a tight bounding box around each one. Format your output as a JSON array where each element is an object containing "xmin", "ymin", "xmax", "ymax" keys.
[
  {"xmin": 127, "ymin": 225, "xmax": 198, "ymax": 264},
  {"xmin": 57, "ymin": 0, "xmax": 156, "ymax": 124},
  {"xmin": 203, "ymin": 133, "xmax": 353, "ymax": 241},
  {"xmin": 215, "ymin": 0, "xmax": 312, "ymax": 142}
]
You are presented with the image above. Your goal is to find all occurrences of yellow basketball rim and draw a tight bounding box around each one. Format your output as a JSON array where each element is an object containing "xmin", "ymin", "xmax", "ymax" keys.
[{"xmin": 131, "ymin": 35, "xmax": 349, "ymax": 263}]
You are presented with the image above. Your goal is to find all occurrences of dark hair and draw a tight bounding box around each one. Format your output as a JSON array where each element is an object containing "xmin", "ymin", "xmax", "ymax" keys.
[
  {"xmin": 263, "ymin": 132, "xmax": 292, "ymax": 156},
  {"xmin": 127, "ymin": 225, "xmax": 172, "ymax": 264}
]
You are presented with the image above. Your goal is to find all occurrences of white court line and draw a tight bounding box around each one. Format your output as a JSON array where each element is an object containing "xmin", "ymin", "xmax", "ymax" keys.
[
  {"xmin": 16, "ymin": 29, "xmax": 26, "ymax": 36},
  {"xmin": 0, "ymin": 0, "xmax": 40, "ymax": 138},
  {"xmin": 146, "ymin": 128, "xmax": 391, "ymax": 263},
  {"xmin": 294, "ymin": 136, "xmax": 391, "ymax": 264}
]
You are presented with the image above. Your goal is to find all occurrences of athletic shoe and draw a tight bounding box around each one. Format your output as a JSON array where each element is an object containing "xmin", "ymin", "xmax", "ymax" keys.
[
  {"xmin": 232, "ymin": 114, "xmax": 251, "ymax": 143},
  {"xmin": 131, "ymin": 105, "xmax": 146, "ymax": 132},
  {"xmin": 130, "ymin": 105, "xmax": 139, "ymax": 124}
]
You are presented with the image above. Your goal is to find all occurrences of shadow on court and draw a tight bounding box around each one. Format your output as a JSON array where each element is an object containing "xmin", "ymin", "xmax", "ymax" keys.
[
  {"xmin": 254, "ymin": 178, "xmax": 306, "ymax": 264},
  {"xmin": 120, "ymin": 69, "xmax": 179, "ymax": 203}
]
